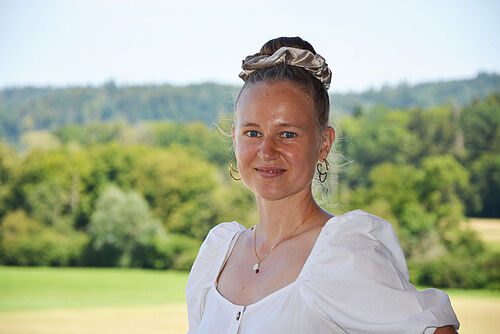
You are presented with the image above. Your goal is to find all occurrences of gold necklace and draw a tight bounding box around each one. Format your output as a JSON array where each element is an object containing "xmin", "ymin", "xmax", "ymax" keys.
[{"xmin": 251, "ymin": 209, "xmax": 317, "ymax": 274}]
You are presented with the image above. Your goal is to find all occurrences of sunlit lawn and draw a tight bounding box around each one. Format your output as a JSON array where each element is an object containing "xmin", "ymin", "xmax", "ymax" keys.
[
  {"xmin": 468, "ymin": 217, "xmax": 500, "ymax": 252},
  {"xmin": 0, "ymin": 266, "xmax": 190, "ymax": 334},
  {"xmin": 0, "ymin": 266, "xmax": 499, "ymax": 334},
  {"xmin": 0, "ymin": 266, "xmax": 187, "ymax": 311}
]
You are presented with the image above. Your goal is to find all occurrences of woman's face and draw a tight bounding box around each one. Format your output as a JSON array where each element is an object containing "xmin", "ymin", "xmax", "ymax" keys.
[{"xmin": 232, "ymin": 80, "xmax": 334, "ymax": 201}]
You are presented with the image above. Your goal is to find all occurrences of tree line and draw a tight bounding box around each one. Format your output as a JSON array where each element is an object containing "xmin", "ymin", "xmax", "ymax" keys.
[{"xmin": 1, "ymin": 72, "xmax": 499, "ymax": 143}]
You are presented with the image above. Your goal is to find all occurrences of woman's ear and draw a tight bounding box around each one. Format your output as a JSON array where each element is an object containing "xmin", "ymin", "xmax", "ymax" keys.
[{"xmin": 319, "ymin": 126, "xmax": 335, "ymax": 161}]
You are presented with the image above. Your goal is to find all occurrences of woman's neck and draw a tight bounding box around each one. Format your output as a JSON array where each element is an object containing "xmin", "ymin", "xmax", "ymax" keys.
[{"xmin": 253, "ymin": 188, "xmax": 331, "ymax": 250}]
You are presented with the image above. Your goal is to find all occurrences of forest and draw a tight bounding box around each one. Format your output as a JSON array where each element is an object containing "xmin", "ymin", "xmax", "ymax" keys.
[
  {"xmin": 0, "ymin": 75, "xmax": 498, "ymax": 290},
  {"xmin": 1, "ymin": 72, "xmax": 499, "ymax": 143}
]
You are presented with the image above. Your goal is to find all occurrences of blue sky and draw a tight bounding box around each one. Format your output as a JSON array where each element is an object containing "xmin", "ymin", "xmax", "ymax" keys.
[{"xmin": 1, "ymin": 0, "xmax": 499, "ymax": 93}]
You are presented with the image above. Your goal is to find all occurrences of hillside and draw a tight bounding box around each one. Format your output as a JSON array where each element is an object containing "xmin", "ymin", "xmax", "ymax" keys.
[
  {"xmin": 1, "ymin": 72, "xmax": 499, "ymax": 142},
  {"xmin": 332, "ymin": 72, "xmax": 500, "ymax": 112}
]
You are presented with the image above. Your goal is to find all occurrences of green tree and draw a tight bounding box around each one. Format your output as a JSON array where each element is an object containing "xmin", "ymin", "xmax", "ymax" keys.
[
  {"xmin": 461, "ymin": 93, "xmax": 500, "ymax": 160},
  {"xmin": 407, "ymin": 106, "xmax": 460, "ymax": 164},
  {"xmin": 131, "ymin": 146, "xmax": 220, "ymax": 239},
  {"xmin": 0, "ymin": 143, "xmax": 18, "ymax": 219},
  {"xmin": 419, "ymin": 154, "xmax": 469, "ymax": 233},
  {"xmin": 87, "ymin": 184, "xmax": 163, "ymax": 267},
  {"xmin": 338, "ymin": 109, "xmax": 418, "ymax": 188},
  {"xmin": 468, "ymin": 153, "xmax": 500, "ymax": 217}
]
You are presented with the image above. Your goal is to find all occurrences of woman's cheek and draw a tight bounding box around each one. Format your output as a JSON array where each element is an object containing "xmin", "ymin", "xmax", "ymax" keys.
[
  {"xmin": 282, "ymin": 146, "xmax": 304, "ymax": 163},
  {"xmin": 235, "ymin": 143, "xmax": 256, "ymax": 168}
]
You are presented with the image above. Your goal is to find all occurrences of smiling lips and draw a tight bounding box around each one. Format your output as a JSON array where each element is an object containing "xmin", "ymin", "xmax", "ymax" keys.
[{"xmin": 255, "ymin": 167, "xmax": 287, "ymax": 178}]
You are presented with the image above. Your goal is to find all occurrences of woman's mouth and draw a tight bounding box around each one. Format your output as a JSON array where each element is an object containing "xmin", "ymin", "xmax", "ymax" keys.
[{"xmin": 255, "ymin": 167, "xmax": 286, "ymax": 178}]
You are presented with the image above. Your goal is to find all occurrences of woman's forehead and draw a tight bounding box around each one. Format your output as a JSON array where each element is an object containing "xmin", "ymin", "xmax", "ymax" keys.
[
  {"xmin": 235, "ymin": 81, "xmax": 315, "ymax": 125},
  {"xmin": 237, "ymin": 80, "xmax": 312, "ymax": 103}
]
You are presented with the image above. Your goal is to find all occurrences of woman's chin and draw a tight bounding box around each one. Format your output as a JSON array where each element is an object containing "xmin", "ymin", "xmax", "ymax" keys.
[{"xmin": 252, "ymin": 187, "xmax": 304, "ymax": 202}]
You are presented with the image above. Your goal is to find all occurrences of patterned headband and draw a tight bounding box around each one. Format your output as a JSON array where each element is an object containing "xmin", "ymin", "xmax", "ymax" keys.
[{"xmin": 239, "ymin": 46, "xmax": 332, "ymax": 90}]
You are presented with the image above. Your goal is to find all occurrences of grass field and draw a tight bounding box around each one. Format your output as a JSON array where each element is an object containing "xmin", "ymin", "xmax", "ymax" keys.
[
  {"xmin": 0, "ymin": 267, "xmax": 190, "ymax": 334},
  {"xmin": 0, "ymin": 266, "xmax": 499, "ymax": 334},
  {"xmin": 0, "ymin": 266, "xmax": 187, "ymax": 311},
  {"xmin": 468, "ymin": 217, "xmax": 500, "ymax": 252}
]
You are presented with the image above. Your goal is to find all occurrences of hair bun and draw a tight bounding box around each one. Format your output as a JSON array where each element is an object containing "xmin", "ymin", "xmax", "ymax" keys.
[
  {"xmin": 260, "ymin": 36, "xmax": 316, "ymax": 55},
  {"xmin": 239, "ymin": 46, "xmax": 332, "ymax": 90}
]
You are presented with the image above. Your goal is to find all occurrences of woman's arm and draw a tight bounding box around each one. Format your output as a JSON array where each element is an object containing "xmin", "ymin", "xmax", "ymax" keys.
[{"xmin": 434, "ymin": 325, "xmax": 457, "ymax": 333}]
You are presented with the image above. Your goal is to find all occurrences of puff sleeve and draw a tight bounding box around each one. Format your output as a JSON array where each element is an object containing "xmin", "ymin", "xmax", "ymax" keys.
[
  {"xmin": 300, "ymin": 210, "xmax": 460, "ymax": 334},
  {"xmin": 185, "ymin": 221, "xmax": 245, "ymax": 334}
]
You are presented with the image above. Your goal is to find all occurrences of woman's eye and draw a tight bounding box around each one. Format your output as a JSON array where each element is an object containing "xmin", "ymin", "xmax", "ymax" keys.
[
  {"xmin": 281, "ymin": 132, "xmax": 296, "ymax": 139},
  {"xmin": 245, "ymin": 130, "xmax": 260, "ymax": 137}
]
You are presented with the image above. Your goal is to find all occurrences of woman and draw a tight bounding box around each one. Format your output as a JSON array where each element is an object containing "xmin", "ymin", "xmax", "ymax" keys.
[{"xmin": 186, "ymin": 37, "xmax": 460, "ymax": 333}]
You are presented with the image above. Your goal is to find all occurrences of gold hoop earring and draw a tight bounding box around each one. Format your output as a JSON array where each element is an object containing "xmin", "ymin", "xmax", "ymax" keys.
[
  {"xmin": 229, "ymin": 157, "xmax": 241, "ymax": 181},
  {"xmin": 316, "ymin": 160, "xmax": 329, "ymax": 183}
]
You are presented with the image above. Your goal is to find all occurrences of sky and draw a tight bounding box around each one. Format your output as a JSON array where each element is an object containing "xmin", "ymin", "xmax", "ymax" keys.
[{"xmin": 0, "ymin": 0, "xmax": 499, "ymax": 93}]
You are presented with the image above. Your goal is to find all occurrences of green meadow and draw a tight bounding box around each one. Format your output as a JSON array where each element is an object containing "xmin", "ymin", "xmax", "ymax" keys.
[
  {"xmin": 0, "ymin": 266, "xmax": 188, "ymax": 311},
  {"xmin": 0, "ymin": 266, "xmax": 499, "ymax": 334}
]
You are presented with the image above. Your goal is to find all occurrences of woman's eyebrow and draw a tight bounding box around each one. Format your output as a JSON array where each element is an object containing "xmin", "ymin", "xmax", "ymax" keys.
[
  {"xmin": 240, "ymin": 122, "xmax": 260, "ymax": 127},
  {"xmin": 277, "ymin": 122, "xmax": 306, "ymax": 130},
  {"xmin": 240, "ymin": 122, "xmax": 305, "ymax": 129}
]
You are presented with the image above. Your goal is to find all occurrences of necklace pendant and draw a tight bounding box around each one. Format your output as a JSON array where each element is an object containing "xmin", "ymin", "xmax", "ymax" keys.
[{"xmin": 253, "ymin": 262, "xmax": 260, "ymax": 273}]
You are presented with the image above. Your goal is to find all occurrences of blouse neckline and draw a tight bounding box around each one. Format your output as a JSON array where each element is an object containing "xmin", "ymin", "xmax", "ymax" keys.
[{"xmin": 213, "ymin": 214, "xmax": 340, "ymax": 310}]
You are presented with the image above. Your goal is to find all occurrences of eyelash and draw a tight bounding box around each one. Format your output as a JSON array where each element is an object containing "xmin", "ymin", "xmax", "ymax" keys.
[
  {"xmin": 281, "ymin": 132, "xmax": 297, "ymax": 139},
  {"xmin": 245, "ymin": 130, "xmax": 260, "ymax": 137},
  {"xmin": 244, "ymin": 130, "xmax": 297, "ymax": 139}
]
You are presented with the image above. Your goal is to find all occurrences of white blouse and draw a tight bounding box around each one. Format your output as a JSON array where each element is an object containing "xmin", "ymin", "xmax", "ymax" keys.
[{"xmin": 185, "ymin": 209, "xmax": 460, "ymax": 334}]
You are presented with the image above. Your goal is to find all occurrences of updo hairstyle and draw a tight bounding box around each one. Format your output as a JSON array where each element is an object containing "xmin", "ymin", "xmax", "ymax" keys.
[{"xmin": 235, "ymin": 37, "xmax": 330, "ymax": 133}]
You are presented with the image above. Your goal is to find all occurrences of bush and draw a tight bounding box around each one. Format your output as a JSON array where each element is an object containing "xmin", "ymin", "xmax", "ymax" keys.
[
  {"xmin": 411, "ymin": 249, "xmax": 500, "ymax": 289},
  {"xmin": 163, "ymin": 233, "xmax": 202, "ymax": 271},
  {"xmin": 31, "ymin": 228, "xmax": 89, "ymax": 266},
  {"xmin": 0, "ymin": 210, "xmax": 88, "ymax": 266},
  {"xmin": 132, "ymin": 233, "xmax": 201, "ymax": 271},
  {"xmin": 482, "ymin": 251, "xmax": 500, "ymax": 290}
]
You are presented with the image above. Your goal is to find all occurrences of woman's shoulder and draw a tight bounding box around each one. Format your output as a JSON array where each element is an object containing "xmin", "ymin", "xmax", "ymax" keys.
[
  {"xmin": 324, "ymin": 209, "xmax": 403, "ymax": 250},
  {"xmin": 186, "ymin": 221, "xmax": 246, "ymax": 285},
  {"xmin": 206, "ymin": 221, "xmax": 247, "ymax": 241},
  {"xmin": 300, "ymin": 209, "xmax": 460, "ymax": 332},
  {"xmin": 325, "ymin": 208, "xmax": 397, "ymax": 236},
  {"xmin": 189, "ymin": 221, "xmax": 247, "ymax": 274},
  {"xmin": 316, "ymin": 208, "xmax": 410, "ymax": 280}
]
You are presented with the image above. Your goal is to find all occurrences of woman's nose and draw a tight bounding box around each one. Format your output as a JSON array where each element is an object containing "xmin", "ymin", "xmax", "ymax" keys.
[{"xmin": 258, "ymin": 137, "xmax": 279, "ymax": 160}]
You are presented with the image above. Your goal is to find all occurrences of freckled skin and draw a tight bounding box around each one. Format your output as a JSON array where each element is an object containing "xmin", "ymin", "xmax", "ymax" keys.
[{"xmin": 232, "ymin": 81, "xmax": 330, "ymax": 202}]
